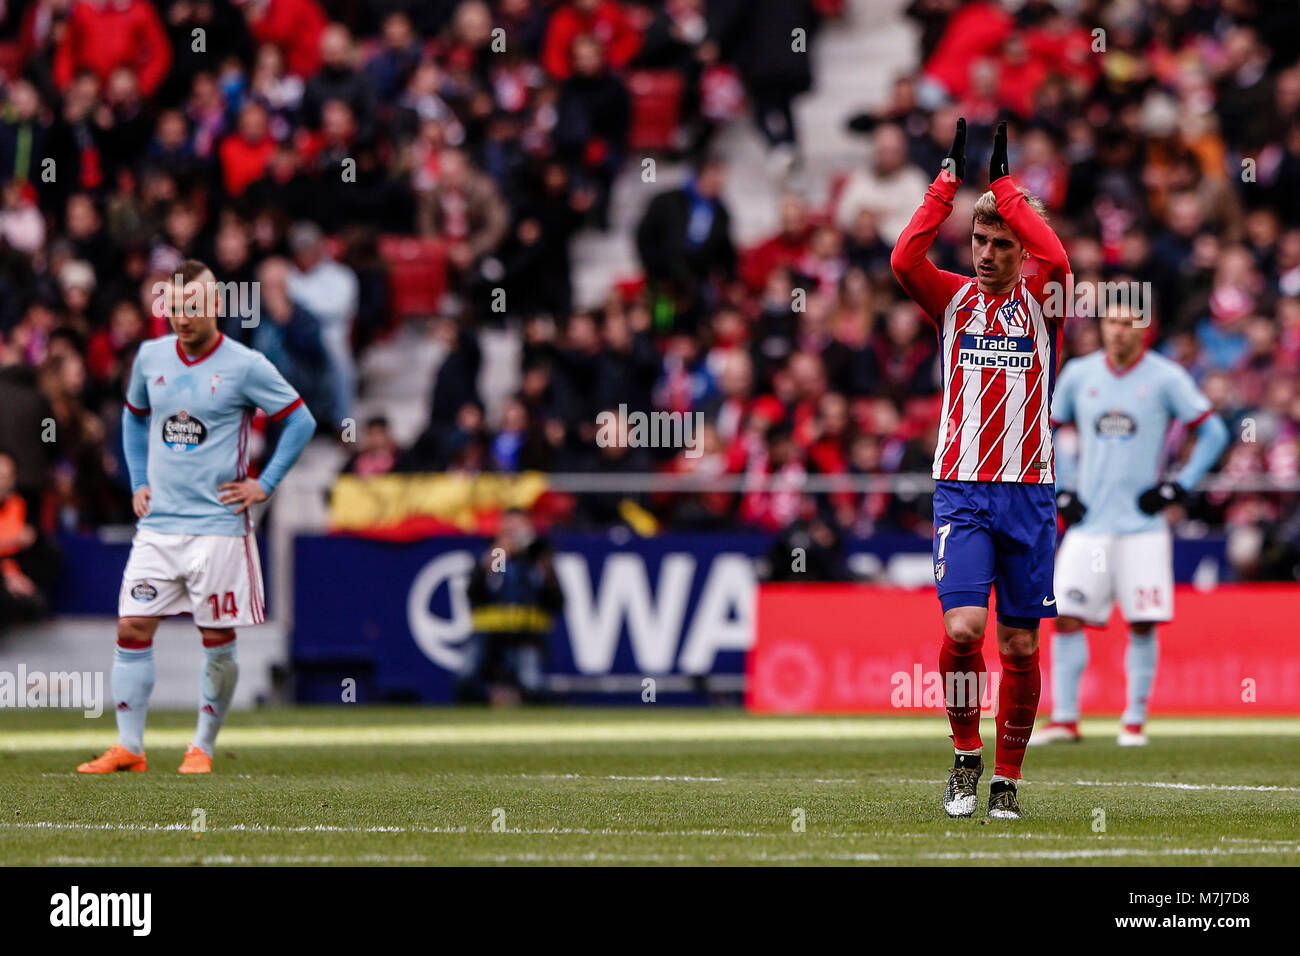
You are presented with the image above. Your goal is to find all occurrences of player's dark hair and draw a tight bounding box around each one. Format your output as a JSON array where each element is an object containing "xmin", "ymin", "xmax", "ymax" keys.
[{"xmin": 177, "ymin": 258, "xmax": 213, "ymax": 286}]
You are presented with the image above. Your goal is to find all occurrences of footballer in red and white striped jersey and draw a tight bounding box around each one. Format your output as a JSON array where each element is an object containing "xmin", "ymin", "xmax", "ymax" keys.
[{"xmin": 891, "ymin": 120, "xmax": 1071, "ymax": 820}]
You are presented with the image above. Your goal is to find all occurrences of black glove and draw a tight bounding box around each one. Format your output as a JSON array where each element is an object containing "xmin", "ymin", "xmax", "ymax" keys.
[
  {"xmin": 1137, "ymin": 481, "xmax": 1187, "ymax": 514},
  {"xmin": 989, "ymin": 120, "xmax": 1008, "ymax": 183},
  {"xmin": 942, "ymin": 117, "xmax": 966, "ymax": 182},
  {"xmin": 1056, "ymin": 490, "xmax": 1086, "ymax": 526}
]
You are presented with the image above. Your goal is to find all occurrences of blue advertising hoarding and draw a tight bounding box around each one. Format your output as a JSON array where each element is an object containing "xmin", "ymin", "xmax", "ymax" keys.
[{"xmin": 292, "ymin": 533, "xmax": 768, "ymax": 703}]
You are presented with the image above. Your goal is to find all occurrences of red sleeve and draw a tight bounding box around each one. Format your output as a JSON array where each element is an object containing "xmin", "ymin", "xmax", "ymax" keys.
[
  {"xmin": 605, "ymin": 8, "xmax": 643, "ymax": 69},
  {"xmin": 292, "ymin": 0, "xmax": 328, "ymax": 78},
  {"xmin": 889, "ymin": 173, "xmax": 969, "ymax": 323},
  {"xmin": 541, "ymin": 11, "xmax": 577, "ymax": 79},
  {"xmin": 991, "ymin": 175, "xmax": 1070, "ymax": 306},
  {"xmin": 133, "ymin": 3, "xmax": 172, "ymax": 98}
]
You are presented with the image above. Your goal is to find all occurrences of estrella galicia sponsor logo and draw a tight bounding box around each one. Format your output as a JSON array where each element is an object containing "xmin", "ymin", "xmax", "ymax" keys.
[
  {"xmin": 957, "ymin": 333, "xmax": 1034, "ymax": 370},
  {"xmin": 49, "ymin": 886, "xmax": 151, "ymax": 936},
  {"xmin": 162, "ymin": 410, "xmax": 207, "ymax": 451},
  {"xmin": 1095, "ymin": 410, "xmax": 1137, "ymax": 438},
  {"xmin": 131, "ymin": 582, "xmax": 158, "ymax": 602}
]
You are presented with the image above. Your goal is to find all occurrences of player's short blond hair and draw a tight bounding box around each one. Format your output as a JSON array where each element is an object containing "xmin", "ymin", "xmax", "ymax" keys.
[{"xmin": 972, "ymin": 188, "xmax": 1048, "ymax": 230}]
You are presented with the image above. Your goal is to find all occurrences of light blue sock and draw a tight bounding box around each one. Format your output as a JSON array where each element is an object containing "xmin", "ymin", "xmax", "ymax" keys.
[
  {"xmin": 1050, "ymin": 628, "xmax": 1088, "ymax": 723},
  {"xmin": 193, "ymin": 642, "xmax": 239, "ymax": 756},
  {"xmin": 1121, "ymin": 629, "xmax": 1158, "ymax": 727},
  {"xmin": 112, "ymin": 645, "xmax": 154, "ymax": 755}
]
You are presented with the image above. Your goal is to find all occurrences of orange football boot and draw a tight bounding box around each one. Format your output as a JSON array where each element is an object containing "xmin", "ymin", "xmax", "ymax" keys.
[
  {"xmin": 77, "ymin": 744, "xmax": 147, "ymax": 773},
  {"xmin": 178, "ymin": 744, "xmax": 213, "ymax": 774}
]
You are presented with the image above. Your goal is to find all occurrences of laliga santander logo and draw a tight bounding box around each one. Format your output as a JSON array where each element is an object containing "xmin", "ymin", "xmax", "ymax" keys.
[
  {"xmin": 406, "ymin": 551, "xmax": 477, "ymax": 671},
  {"xmin": 751, "ymin": 643, "xmax": 824, "ymax": 711}
]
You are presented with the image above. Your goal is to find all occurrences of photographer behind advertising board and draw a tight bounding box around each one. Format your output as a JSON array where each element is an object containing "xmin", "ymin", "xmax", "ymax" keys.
[{"xmin": 458, "ymin": 509, "xmax": 564, "ymax": 706}]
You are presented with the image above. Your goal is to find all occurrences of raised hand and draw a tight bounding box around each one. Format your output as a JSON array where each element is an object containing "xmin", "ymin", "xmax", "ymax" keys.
[
  {"xmin": 989, "ymin": 120, "xmax": 1009, "ymax": 183},
  {"xmin": 942, "ymin": 117, "xmax": 967, "ymax": 183}
]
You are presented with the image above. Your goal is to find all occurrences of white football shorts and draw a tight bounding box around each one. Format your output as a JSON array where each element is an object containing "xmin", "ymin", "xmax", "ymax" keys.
[
  {"xmin": 1054, "ymin": 526, "xmax": 1173, "ymax": 625},
  {"xmin": 118, "ymin": 528, "xmax": 265, "ymax": 627}
]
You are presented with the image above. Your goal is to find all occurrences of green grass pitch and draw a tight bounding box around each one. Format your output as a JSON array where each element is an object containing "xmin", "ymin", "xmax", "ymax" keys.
[{"xmin": 1, "ymin": 708, "xmax": 1298, "ymax": 866}]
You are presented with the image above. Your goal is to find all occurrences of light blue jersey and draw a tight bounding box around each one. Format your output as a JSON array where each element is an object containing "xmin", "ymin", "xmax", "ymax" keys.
[
  {"xmin": 125, "ymin": 333, "xmax": 303, "ymax": 536},
  {"xmin": 1051, "ymin": 350, "xmax": 1217, "ymax": 535}
]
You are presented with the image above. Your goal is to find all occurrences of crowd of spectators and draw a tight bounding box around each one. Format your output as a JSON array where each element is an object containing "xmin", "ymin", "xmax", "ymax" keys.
[
  {"xmin": 0, "ymin": 0, "xmax": 1298, "ymax": 588},
  {"xmin": 0, "ymin": 0, "xmax": 836, "ymax": 532}
]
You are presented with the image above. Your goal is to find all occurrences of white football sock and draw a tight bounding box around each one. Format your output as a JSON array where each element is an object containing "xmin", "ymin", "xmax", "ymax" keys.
[
  {"xmin": 193, "ymin": 642, "xmax": 239, "ymax": 756},
  {"xmin": 1050, "ymin": 627, "xmax": 1088, "ymax": 723},
  {"xmin": 112, "ymin": 645, "xmax": 154, "ymax": 755},
  {"xmin": 1121, "ymin": 629, "xmax": 1157, "ymax": 727}
]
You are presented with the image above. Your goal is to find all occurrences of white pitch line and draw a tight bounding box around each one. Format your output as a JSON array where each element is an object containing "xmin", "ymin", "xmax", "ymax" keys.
[
  {"xmin": 525, "ymin": 772, "xmax": 1300, "ymax": 792},
  {"xmin": 32, "ymin": 843, "xmax": 1300, "ymax": 865},
  {"xmin": 0, "ymin": 821, "xmax": 468, "ymax": 834},
  {"xmin": 39, "ymin": 768, "xmax": 1299, "ymax": 792},
  {"xmin": 42, "ymin": 855, "xmax": 441, "ymax": 865},
  {"xmin": 890, "ymin": 777, "xmax": 1300, "ymax": 793},
  {"xmin": 38, "ymin": 772, "xmax": 262, "ymax": 779},
  {"xmin": 520, "ymin": 772, "xmax": 854, "ymax": 784},
  {"xmin": 607, "ymin": 775, "xmax": 725, "ymax": 782},
  {"xmin": 472, "ymin": 844, "xmax": 1300, "ymax": 864},
  {"xmin": 1066, "ymin": 779, "xmax": 1300, "ymax": 793},
  {"xmin": 7, "ymin": 821, "xmax": 1300, "ymax": 848},
  {"xmin": 912, "ymin": 844, "xmax": 1300, "ymax": 862},
  {"xmin": 7, "ymin": 716, "xmax": 1299, "ymax": 752}
]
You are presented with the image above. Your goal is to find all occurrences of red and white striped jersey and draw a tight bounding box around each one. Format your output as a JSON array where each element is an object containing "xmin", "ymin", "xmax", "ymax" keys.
[
  {"xmin": 931, "ymin": 277, "xmax": 1058, "ymax": 482},
  {"xmin": 891, "ymin": 174, "xmax": 1069, "ymax": 484}
]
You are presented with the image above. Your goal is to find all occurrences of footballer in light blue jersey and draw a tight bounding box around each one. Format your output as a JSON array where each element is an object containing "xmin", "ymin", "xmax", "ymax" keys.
[
  {"xmin": 1050, "ymin": 347, "xmax": 1222, "ymax": 536},
  {"xmin": 1033, "ymin": 309, "xmax": 1229, "ymax": 748},
  {"xmin": 124, "ymin": 332, "xmax": 304, "ymax": 536},
  {"xmin": 80, "ymin": 261, "xmax": 316, "ymax": 777}
]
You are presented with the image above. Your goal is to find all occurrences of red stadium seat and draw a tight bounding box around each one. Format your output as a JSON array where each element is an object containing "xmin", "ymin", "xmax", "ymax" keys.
[
  {"xmin": 627, "ymin": 70, "xmax": 685, "ymax": 153},
  {"xmin": 378, "ymin": 235, "xmax": 448, "ymax": 323}
]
